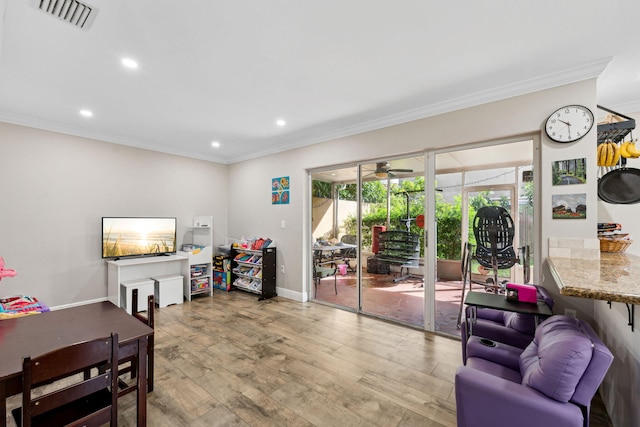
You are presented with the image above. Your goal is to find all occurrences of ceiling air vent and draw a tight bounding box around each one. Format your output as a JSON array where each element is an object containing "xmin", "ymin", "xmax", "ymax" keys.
[{"xmin": 30, "ymin": 0, "xmax": 98, "ymax": 30}]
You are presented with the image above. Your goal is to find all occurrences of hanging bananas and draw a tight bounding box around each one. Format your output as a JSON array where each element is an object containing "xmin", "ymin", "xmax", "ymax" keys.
[
  {"xmin": 597, "ymin": 142, "xmax": 606, "ymax": 166},
  {"xmin": 620, "ymin": 139, "xmax": 640, "ymax": 159},
  {"xmin": 597, "ymin": 141, "xmax": 621, "ymax": 167},
  {"xmin": 610, "ymin": 142, "xmax": 621, "ymax": 166}
]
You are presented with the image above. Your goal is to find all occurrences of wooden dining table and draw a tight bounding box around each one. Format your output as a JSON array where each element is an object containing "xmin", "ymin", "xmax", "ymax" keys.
[{"xmin": 0, "ymin": 301, "xmax": 153, "ymax": 426}]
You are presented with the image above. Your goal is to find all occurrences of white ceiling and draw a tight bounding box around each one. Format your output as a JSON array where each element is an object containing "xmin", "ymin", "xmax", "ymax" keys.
[{"xmin": 1, "ymin": 0, "xmax": 639, "ymax": 164}]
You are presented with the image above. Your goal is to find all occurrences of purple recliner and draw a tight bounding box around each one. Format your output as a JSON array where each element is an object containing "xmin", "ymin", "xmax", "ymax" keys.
[
  {"xmin": 461, "ymin": 285, "xmax": 554, "ymax": 363},
  {"xmin": 455, "ymin": 315, "xmax": 614, "ymax": 427}
]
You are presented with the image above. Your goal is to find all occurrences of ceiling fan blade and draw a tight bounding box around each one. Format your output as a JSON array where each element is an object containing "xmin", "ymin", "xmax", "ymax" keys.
[{"xmin": 387, "ymin": 168, "xmax": 413, "ymax": 173}]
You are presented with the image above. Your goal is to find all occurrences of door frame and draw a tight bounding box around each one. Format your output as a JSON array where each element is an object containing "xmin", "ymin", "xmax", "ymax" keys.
[{"xmin": 427, "ymin": 134, "xmax": 541, "ymax": 333}]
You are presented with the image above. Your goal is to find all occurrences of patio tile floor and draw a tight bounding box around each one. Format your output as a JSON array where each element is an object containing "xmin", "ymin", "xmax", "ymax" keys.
[{"xmin": 313, "ymin": 268, "xmax": 483, "ymax": 336}]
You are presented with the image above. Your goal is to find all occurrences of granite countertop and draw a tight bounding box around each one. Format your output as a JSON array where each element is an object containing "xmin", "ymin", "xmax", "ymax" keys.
[{"xmin": 548, "ymin": 252, "xmax": 640, "ymax": 305}]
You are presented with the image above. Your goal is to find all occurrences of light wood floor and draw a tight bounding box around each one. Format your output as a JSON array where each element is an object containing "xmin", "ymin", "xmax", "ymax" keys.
[
  {"xmin": 5, "ymin": 291, "xmax": 612, "ymax": 426},
  {"xmin": 139, "ymin": 291, "xmax": 460, "ymax": 426}
]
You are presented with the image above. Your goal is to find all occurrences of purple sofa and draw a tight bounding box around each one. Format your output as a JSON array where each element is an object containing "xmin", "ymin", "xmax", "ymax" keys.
[
  {"xmin": 461, "ymin": 285, "xmax": 554, "ymax": 363},
  {"xmin": 456, "ymin": 315, "xmax": 613, "ymax": 427}
]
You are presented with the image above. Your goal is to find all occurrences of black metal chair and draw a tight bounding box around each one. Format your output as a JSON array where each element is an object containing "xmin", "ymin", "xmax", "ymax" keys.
[
  {"xmin": 313, "ymin": 251, "xmax": 337, "ymax": 295},
  {"xmin": 456, "ymin": 206, "xmax": 530, "ymax": 327},
  {"xmin": 339, "ymin": 234, "xmax": 357, "ymax": 271},
  {"xmin": 472, "ymin": 206, "xmax": 520, "ymax": 289}
]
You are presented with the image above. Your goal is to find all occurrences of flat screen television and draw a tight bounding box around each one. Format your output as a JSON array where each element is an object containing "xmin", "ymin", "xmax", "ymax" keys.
[{"xmin": 102, "ymin": 217, "xmax": 177, "ymax": 259}]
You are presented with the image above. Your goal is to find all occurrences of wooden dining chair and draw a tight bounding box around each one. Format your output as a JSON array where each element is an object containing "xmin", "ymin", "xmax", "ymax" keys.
[
  {"xmin": 13, "ymin": 333, "xmax": 119, "ymax": 427},
  {"xmin": 118, "ymin": 288, "xmax": 155, "ymax": 395}
]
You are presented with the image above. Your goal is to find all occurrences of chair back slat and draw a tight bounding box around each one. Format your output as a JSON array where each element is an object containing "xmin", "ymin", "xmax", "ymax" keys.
[
  {"xmin": 18, "ymin": 333, "xmax": 119, "ymax": 427},
  {"xmin": 28, "ymin": 338, "xmax": 114, "ymax": 385},
  {"xmin": 30, "ymin": 373, "xmax": 112, "ymax": 417}
]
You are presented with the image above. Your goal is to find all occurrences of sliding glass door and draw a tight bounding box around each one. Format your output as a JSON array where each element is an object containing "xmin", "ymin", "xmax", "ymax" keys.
[
  {"xmin": 309, "ymin": 155, "xmax": 427, "ymax": 327},
  {"xmin": 359, "ymin": 157, "xmax": 425, "ymax": 326},
  {"xmin": 434, "ymin": 140, "xmax": 535, "ymax": 335},
  {"xmin": 311, "ymin": 166, "xmax": 359, "ymax": 311},
  {"xmin": 309, "ymin": 139, "xmax": 536, "ymax": 336}
]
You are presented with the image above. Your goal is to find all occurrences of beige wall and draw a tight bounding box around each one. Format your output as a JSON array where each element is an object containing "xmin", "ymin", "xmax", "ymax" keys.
[
  {"xmin": 0, "ymin": 121, "xmax": 228, "ymax": 307},
  {"xmin": 311, "ymin": 197, "xmax": 358, "ymax": 242}
]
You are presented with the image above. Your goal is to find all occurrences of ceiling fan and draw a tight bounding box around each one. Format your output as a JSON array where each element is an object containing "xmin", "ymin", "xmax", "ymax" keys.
[{"xmin": 373, "ymin": 162, "xmax": 413, "ymax": 179}]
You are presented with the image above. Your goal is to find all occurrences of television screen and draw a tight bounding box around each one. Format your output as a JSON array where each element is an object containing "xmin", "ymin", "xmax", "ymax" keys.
[{"xmin": 102, "ymin": 217, "xmax": 177, "ymax": 259}]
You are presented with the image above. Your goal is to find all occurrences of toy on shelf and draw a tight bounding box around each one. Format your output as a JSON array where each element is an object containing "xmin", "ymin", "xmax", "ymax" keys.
[{"xmin": 0, "ymin": 256, "xmax": 17, "ymax": 281}]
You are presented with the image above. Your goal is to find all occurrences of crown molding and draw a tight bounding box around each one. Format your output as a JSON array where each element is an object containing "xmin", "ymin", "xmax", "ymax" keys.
[
  {"xmin": 0, "ymin": 112, "xmax": 228, "ymax": 163},
  {"xmin": 228, "ymin": 58, "xmax": 612, "ymax": 163}
]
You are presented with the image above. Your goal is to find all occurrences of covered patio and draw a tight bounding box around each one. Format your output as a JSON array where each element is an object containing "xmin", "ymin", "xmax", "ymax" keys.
[{"xmin": 311, "ymin": 140, "xmax": 534, "ymax": 335}]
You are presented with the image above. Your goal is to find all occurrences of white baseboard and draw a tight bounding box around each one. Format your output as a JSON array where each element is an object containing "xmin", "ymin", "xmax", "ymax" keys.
[
  {"xmin": 49, "ymin": 297, "xmax": 108, "ymax": 311},
  {"xmin": 275, "ymin": 287, "xmax": 307, "ymax": 302},
  {"xmin": 49, "ymin": 288, "xmax": 308, "ymax": 311}
]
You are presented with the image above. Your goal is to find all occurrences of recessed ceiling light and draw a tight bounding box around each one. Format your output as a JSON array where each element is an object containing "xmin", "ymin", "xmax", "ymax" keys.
[
  {"xmin": 276, "ymin": 119, "xmax": 286, "ymax": 127},
  {"xmin": 211, "ymin": 141, "xmax": 221, "ymax": 148},
  {"xmin": 121, "ymin": 58, "xmax": 138, "ymax": 69},
  {"xmin": 79, "ymin": 109, "xmax": 93, "ymax": 117}
]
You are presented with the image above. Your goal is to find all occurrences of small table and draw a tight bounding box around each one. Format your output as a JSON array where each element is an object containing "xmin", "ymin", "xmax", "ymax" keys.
[
  {"xmin": 464, "ymin": 291, "xmax": 553, "ymax": 335},
  {"xmin": 313, "ymin": 244, "xmax": 356, "ymax": 266},
  {"xmin": 0, "ymin": 301, "xmax": 153, "ymax": 426}
]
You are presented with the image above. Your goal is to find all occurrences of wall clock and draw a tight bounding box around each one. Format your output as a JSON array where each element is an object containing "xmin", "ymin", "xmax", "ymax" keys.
[{"xmin": 545, "ymin": 105, "xmax": 594, "ymax": 143}]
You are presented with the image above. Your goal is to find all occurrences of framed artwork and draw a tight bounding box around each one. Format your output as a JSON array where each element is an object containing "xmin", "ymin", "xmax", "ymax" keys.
[
  {"xmin": 552, "ymin": 158, "xmax": 586, "ymax": 185},
  {"xmin": 552, "ymin": 193, "xmax": 586, "ymax": 219},
  {"xmin": 272, "ymin": 176, "xmax": 290, "ymax": 205}
]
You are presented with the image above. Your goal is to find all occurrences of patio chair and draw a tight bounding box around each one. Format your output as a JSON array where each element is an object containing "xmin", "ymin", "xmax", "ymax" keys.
[
  {"xmin": 340, "ymin": 234, "xmax": 357, "ymax": 271},
  {"xmin": 472, "ymin": 206, "xmax": 522, "ymax": 290},
  {"xmin": 456, "ymin": 206, "xmax": 530, "ymax": 327},
  {"xmin": 313, "ymin": 252, "xmax": 337, "ymax": 295}
]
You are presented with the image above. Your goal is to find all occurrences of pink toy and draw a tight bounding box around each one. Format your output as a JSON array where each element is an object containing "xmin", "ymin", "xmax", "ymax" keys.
[
  {"xmin": 0, "ymin": 257, "xmax": 17, "ymax": 281},
  {"xmin": 506, "ymin": 282, "xmax": 537, "ymax": 303}
]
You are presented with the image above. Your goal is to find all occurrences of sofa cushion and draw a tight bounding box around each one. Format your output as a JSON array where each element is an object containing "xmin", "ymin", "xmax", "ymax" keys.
[
  {"xmin": 519, "ymin": 316, "xmax": 593, "ymax": 402},
  {"xmin": 503, "ymin": 312, "xmax": 536, "ymax": 334}
]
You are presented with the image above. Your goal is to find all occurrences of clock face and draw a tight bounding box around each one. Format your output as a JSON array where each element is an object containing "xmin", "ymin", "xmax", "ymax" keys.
[{"xmin": 545, "ymin": 105, "xmax": 594, "ymax": 143}]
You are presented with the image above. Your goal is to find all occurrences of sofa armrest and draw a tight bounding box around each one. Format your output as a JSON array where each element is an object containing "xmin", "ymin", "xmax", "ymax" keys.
[
  {"xmin": 455, "ymin": 366, "xmax": 584, "ymax": 427},
  {"xmin": 471, "ymin": 318, "xmax": 535, "ymax": 349},
  {"xmin": 466, "ymin": 336, "xmax": 522, "ymax": 371}
]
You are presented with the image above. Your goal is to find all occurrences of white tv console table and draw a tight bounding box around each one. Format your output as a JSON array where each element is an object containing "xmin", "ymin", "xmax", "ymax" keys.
[{"xmin": 107, "ymin": 255, "xmax": 188, "ymax": 308}]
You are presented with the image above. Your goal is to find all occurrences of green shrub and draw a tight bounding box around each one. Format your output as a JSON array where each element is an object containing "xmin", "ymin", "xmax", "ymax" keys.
[{"xmin": 436, "ymin": 194, "xmax": 462, "ymax": 260}]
